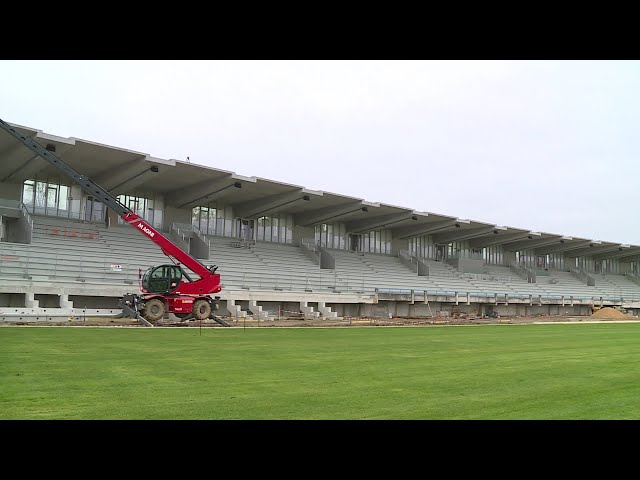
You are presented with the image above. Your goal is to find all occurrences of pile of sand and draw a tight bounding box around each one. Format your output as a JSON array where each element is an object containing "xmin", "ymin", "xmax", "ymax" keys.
[{"xmin": 591, "ymin": 307, "xmax": 630, "ymax": 319}]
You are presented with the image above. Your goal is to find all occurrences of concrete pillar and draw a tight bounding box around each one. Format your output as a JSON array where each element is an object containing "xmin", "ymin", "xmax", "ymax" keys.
[
  {"xmin": 248, "ymin": 300, "xmax": 269, "ymax": 320},
  {"xmin": 226, "ymin": 299, "xmax": 246, "ymax": 318},
  {"xmin": 300, "ymin": 301, "xmax": 319, "ymax": 320},
  {"xmin": 317, "ymin": 301, "xmax": 337, "ymax": 318},
  {"xmin": 59, "ymin": 294, "xmax": 73, "ymax": 308},
  {"xmin": 25, "ymin": 292, "xmax": 38, "ymax": 308}
]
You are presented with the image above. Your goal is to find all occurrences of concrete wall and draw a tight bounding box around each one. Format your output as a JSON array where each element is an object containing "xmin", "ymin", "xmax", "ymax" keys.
[
  {"xmin": 69, "ymin": 185, "xmax": 83, "ymax": 220},
  {"xmin": 1, "ymin": 217, "xmax": 29, "ymax": 243},
  {"xmin": 503, "ymin": 250, "xmax": 516, "ymax": 266},
  {"xmin": 0, "ymin": 206, "xmax": 20, "ymax": 218},
  {"xmin": 1, "ymin": 217, "xmax": 18, "ymax": 242},
  {"xmin": 319, "ymin": 247, "xmax": 336, "ymax": 269},
  {"xmin": 168, "ymin": 230, "xmax": 189, "ymax": 253},
  {"xmin": 395, "ymin": 302, "xmax": 411, "ymax": 317},
  {"xmin": 417, "ymin": 259, "xmax": 429, "ymax": 276},
  {"xmin": 391, "ymin": 237, "xmax": 407, "ymax": 256},
  {"xmin": 408, "ymin": 304, "xmax": 433, "ymax": 317},
  {"xmin": 332, "ymin": 301, "xmax": 593, "ymax": 319},
  {"xmin": 0, "ymin": 205, "xmax": 31, "ymax": 243},
  {"xmin": 489, "ymin": 304, "xmax": 589, "ymax": 317},
  {"xmin": 0, "ymin": 183, "xmax": 22, "ymax": 201},
  {"xmin": 360, "ymin": 302, "xmax": 393, "ymax": 318},
  {"xmin": 164, "ymin": 206, "xmax": 191, "ymax": 231},
  {"xmin": 292, "ymin": 225, "xmax": 314, "ymax": 245},
  {"xmin": 190, "ymin": 236, "xmax": 210, "ymax": 260},
  {"xmin": 68, "ymin": 295, "xmax": 120, "ymax": 308},
  {"xmin": 619, "ymin": 262, "xmax": 633, "ymax": 275},
  {"xmin": 106, "ymin": 208, "xmax": 119, "ymax": 228}
]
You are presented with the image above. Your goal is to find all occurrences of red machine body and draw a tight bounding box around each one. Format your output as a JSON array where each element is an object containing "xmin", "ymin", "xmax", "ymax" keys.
[{"xmin": 1, "ymin": 118, "xmax": 224, "ymax": 324}]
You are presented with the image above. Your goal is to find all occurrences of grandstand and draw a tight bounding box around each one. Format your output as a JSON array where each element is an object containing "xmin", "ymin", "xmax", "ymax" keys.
[{"xmin": 2, "ymin": 119, "xmax": 640, "ymax": 321}]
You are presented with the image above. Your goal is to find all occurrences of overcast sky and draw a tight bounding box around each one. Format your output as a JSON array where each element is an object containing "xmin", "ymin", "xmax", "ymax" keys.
[{"xmin": 2, "ymin": 60, "xmax": 639, "ymax": 244}]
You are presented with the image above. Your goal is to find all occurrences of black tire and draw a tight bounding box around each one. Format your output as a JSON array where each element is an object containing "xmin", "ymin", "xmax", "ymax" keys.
[
  {"xmin": 144, "ymin": 298, "xmax": 165, "ymax": 322},
  {"xmin": 193, "ymin": 299, "xmax": 212, "ymax": 320}
]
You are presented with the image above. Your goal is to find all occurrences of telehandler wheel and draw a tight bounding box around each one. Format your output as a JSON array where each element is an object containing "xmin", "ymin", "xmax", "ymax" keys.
[
  {"xmin": 144, "ymin": 298, "xmax": 166, "ymax": 322},
  {"xmin": 193, "ymin": 299, "xmax": 212, "ymax": 320}
]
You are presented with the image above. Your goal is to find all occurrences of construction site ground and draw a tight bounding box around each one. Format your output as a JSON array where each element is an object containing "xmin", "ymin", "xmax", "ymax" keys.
[{"xmin": 1, "ymin": 307, "xmax": 638, "ymax": 328}]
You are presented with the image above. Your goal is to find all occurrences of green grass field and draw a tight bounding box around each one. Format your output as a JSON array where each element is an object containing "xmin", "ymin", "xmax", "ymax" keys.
[{"xmin": 2, "ymin": 323, "xmax": 640, "ymax": 419}]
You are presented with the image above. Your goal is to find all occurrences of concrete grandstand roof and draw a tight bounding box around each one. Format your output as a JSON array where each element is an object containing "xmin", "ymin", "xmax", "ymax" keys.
[{"xmin": 1, "ymin": 120, "xmax": 638, "ymax": 251}]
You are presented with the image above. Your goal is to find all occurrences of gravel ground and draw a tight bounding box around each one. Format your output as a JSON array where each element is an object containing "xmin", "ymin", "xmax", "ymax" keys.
[{"xmin": 1, "ymin": 314, "xmax": 639, "ymax": 328}]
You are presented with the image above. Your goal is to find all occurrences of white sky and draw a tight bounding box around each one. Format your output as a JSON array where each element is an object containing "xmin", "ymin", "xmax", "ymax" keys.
[{"xmin": 1, "ymin": 60, "xmax": 639, "ymax": 244}]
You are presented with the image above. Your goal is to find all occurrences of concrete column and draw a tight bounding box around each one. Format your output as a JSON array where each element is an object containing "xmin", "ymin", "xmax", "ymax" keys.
[
  {"xmin": 248, "ymin": 300, "xmax": 269, "ymax": 320},
  {"xmin": 317, "ymin": 301, "xmax": 337, "ymax": 318},
  {"xmin": 59, "ymin": 294, "xmax": 73, "ymax": 308},
  {"xmin": 25, "ymin": 292, "xmax": 38, "ymax": 308},
  {"xmin": 226, "ymin": 299, "xmax": 246, "ymax": 318},
  {"xmin": 300, "ymin": 301, "xmax": 319, "ymax": 320}
]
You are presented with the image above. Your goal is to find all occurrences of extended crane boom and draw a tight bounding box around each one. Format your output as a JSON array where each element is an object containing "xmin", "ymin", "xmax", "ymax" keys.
[{"xmin": 0, "ymin": 118, "xmax": 224, "ymax": 325}]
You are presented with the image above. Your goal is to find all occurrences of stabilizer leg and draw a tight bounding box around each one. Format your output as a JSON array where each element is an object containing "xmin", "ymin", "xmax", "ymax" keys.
[{"xmin": 117, "ymin": 294, "xmax": 154, "ymax": 327}]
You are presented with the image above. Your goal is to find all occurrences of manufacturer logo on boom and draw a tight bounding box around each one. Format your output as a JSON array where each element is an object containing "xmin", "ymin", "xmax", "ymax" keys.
[{"xmin": 137, "ymin": 223, "xmax": 155, "ymax": 237}]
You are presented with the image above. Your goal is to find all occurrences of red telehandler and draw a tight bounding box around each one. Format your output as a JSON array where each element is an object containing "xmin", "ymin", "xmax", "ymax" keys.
[{"xmin": 0, "ymin": 118, "xmax": 228, "ymax": 326}]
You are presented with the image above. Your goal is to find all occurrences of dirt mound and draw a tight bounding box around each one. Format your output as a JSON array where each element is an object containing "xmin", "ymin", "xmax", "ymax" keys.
[{"xmin": 591, "ymin": 307, "xmax": 630, "ymax": 319}]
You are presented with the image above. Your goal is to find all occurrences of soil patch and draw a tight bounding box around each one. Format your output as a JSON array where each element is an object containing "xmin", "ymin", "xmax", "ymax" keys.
[{"xmin": 591, "ymin": 307, "xmax": 632, "ymax": 319}]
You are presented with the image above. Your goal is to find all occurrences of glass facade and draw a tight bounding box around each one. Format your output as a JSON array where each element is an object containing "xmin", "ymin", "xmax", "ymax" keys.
[
  {"xmin": 22, "ymin": 179, "xmax": 78, "ymax": 219},
  {"xmin": 116, "ymin": 193, "xmax": 163, "ymax": 228},
  {"xmin": 191, "ymin": 206, "xmax": 293, "ymax": 243},
  {"xmin": 255, "ymin": 214, "xmax": 293, "ymax": 243},
  {"xmin": 313, "ymin": 223, "xmax": 391, "ymax": 253},
  {"xmin": 192, "ymin": 205, "xmax": 235, "ymax": 237},
  {"xmin": 17, "ymin": 181, "xmax": 636, "ymax": 274},
  {"xmin": 21, "ymin": 179, "xmax": 165, "ymax": 228},
  {"xmin": 358, "ymin": 229, "xmax": 392, "ymax": 254},
  {"xmin": 515, "ymin": 250, "xmax": 537, "ymax": 268},
  {"xmin": 314, "ymin": 223, "xmax": 347, "ymax": 249},
  {"xmin": 481, "ymin": 245, "xmax": 504, "ymax": 265},
  {"xmin": 408, "ymin": 234, "xmax": 435, "ymax": 259}
]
